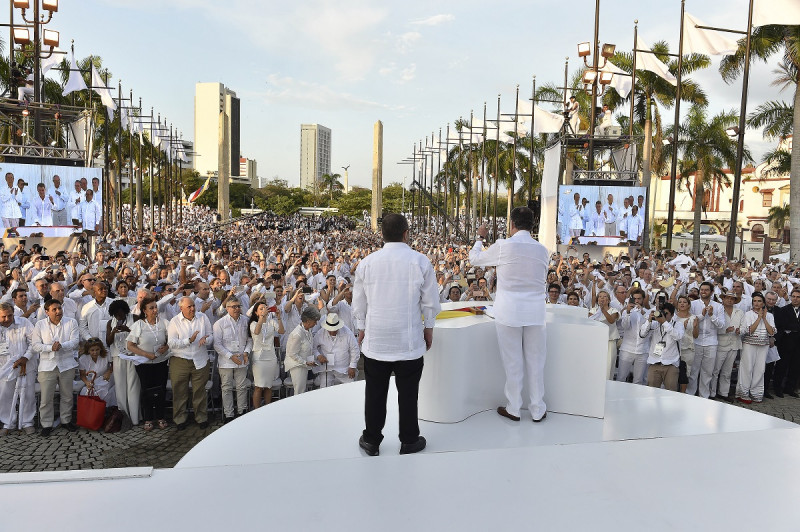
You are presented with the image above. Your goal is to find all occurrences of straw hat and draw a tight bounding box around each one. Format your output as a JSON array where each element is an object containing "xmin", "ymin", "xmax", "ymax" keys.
[
  {"xmin": 658, "ymin": 276, "xmax": 675, "ymax": 289},
  {"xmin": 322, "ymin": 312, "xmax": 344, "ymax": 332}
]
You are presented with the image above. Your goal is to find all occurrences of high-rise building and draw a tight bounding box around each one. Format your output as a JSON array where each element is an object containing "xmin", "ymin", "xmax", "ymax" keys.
[
  {"xmin": 239, "ymin": 157, "xmax": 259, "ymax": 188},
  {"xmin": 194, "ymin": 82, "xmax": 246, "ymax": 184},
  {"xmin": 300, "ymin": 124, "xmax": 331, "ymax": 191}
]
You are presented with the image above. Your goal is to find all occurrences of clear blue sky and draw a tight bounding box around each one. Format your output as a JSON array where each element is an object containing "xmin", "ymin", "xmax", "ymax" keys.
[{"xmin": 44, "ymin": 0, "xmax": 781, "ymax": 189}]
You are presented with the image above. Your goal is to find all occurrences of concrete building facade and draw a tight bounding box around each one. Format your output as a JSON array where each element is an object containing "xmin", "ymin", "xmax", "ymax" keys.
[
  {"xmin": 194, "ymin": 82, "xmax": 247, "ymax": 185},
  {"xmin": 300, "ymin": 124, "xmax": 331, "ymax": 191},
  {"xmin": 240, "ymin": 157, "xmax": 259, "ymax": 188},
  {"xmin": 652, "ymin": 136, "xmax": 793, "ymax": 243}
]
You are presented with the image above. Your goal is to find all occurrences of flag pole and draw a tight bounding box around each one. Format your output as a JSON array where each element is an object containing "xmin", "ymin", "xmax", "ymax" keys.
[
  {"xmin": 725, "ymin": 0, "xmax": 754, "ymax": 259},
  {"xmin": 628, "ymin": 20, "xmax": 638, "ymax": 138},
  {"xmin": 529, "ymin": 76, "xmax": 536, "ymax": 203},
  {"xmin": 665, "ymin": 0, "xmax": 686, "ymax": 251}
]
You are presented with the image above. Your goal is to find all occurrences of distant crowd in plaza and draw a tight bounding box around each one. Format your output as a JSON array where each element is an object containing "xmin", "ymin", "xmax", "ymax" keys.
[{"xmin": 0, "ymin": 202, "xmax": 797, "ymax": 437}]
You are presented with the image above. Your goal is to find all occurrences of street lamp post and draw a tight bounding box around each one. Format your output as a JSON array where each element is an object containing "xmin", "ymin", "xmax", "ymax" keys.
[
  {"xmin": 578, "ymin": 0, "xmax": 615, "ymax": 171},
  {"xmin": 13, "ymin": 0, "xmax": 60, "ymax": 144}
]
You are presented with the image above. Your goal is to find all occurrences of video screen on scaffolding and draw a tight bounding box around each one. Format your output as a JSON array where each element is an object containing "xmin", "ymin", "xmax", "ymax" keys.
[{"xmin": 557, "ymin": 184, "xmax": 648, "ymax": 247}]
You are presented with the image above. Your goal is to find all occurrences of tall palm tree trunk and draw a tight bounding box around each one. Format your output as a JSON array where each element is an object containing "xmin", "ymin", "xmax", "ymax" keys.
[
  {"xmin": 693, "ymin": 169, "xmax": 704, "ymax": 256},
  {"xmin": 642, "ymin": 99, "xmax": 653, "ymax": 185},
  {"xmin": 790, "ymin": 82, "xmax": 800, "ymax": 262}
]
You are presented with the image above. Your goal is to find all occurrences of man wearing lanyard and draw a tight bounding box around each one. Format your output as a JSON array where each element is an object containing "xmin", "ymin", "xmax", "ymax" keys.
[
  {"xmin": 47, "ymin": 174, "xmax": 69, "ymax": 226},
  {"xmin": 0, "ymin": 302, "xmax": 35, "ymax": 435},
  {"xmin": 213, "ymin": 298, "xmax": 252, "ymax": 423},
  {"xmin": 640, "ymin": 302, "xmax": 684, "ymax": 390},
  {"xmin": 31, "ymin": 300, "xmax": 80, "ymax": 437},
  {"xmin": 167, "ymin": 297, "xmax": 213, "ymax": 430},
  {"xmin": 313, "ymin": 312, "xmax": 359, "ymax": 388}
]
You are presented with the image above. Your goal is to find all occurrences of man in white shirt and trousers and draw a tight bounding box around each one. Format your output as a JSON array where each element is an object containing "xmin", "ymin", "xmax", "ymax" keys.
[
  {"xmin": 213, "ymin": 297, "xmax": 253, "ymax": 423},
  {"xmin": 353, "ymin": 213, "xmax": 441, "ymax": 457},
  {"xmin": 0, "ymin": 302, "xmax": 36, "ymax": 435},
  {"xmin": 470, "ymin": 207, "xmax": 549, "ymax": 422},
  {"xmin": 47, "ymin": 175, "xmax": 69, "ymax": 226},
  {"xmin": 79, "ymin": 189, "xmax": 101, "ymax": 234}
]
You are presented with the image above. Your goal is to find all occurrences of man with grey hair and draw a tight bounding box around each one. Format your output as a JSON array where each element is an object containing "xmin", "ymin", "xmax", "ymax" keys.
[
  {"xmin": 0, "ymin": 302, "xmax": 35, "ymax": 435},
  {"xmin": 167, "ymin": 296, "xmax": 213, "ymax": 430},
  {"xmin": 284, "ymin": 306, "xmax": 321, "ymax": 396},
  {"xmin": 47, "ymin": 174, "xmax": 69, "ymax": 226},
  {"xmin": 213, "ymin": 297, "xmax": 252, "ymax": 422}
]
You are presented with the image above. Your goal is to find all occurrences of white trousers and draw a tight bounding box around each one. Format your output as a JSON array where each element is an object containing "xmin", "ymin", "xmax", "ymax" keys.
[
  {"xmin": 112, "ymin": 357, "xmax": 140, "ymax": 424},
  {"xmin": 52, "ymin": 209, "xmax": 69, "ymax": 226},
  {"xmin": 604, "ymin": 222, "xmax": 616, "ymax": 237},
  {"xmin": 711, "ymin": 348, "xmax": 738, "ymax": 398},
  {"xmin": 616, "ymin": 349, "xmax": 648, "ymax": 385},
  {"xmin": 2, "ymin": 218, "xmax": 16, "ymax": 228},
  {"xmin": 288, "ymin": 366, "xmax": 308, "ymax": 396},
  {"xmin": 737, "ymin": 343, "xmax": 767, "ymax": 401},
  {"xmin": 495, "ymin": 323, "xmax": 546, "ymax": 420},
  {"xmin": 316, "ymin": 370, "xmax": 354, "ymax": 388},
  {"xmin": 0, "ymin": 369, "xmax": 37, "ymax": 429},
  {"xmin": 687, "ymin": 345, "xmax": 717, "ymax": 398},
  {"xmin": 607, "ymin": 340, "xmax": 618, "ymax": 381},
  {"xmin": 38, "ymin": 368, "xmax": 74, "ymax": 427},
  {"xmin": 219, "ymin": 366, "xmax": 249, "ymax": 416}
]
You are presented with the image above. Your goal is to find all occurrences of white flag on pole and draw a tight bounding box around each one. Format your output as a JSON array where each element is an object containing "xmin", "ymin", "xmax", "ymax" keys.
[
  {"xmin": 683, "ymin": 13, "xmax": 738, "ymax": 56},
  {"xmin": 532, "ymin": 106, "xmax": 565, "ymax": 134},
  {"xmin": 62, "ymin": 52, "xmax": 87, "ymax": 96},
  {"xmin": 90, "ymin": 64, "xmax": 117, "ymax": 119},
  {"xmin": 602, "ymin": 61, "xmax": 632, "ymax": 98},
  {"xmin": 753, "ymin": 0, "xmax": 800, "ymax": 26},
  {"xmin": 40, "ymin": 47, "xmax": 64, "ymax": 77},
  {"xmin": 635, "ymin": 37, "xmax": 677, "ymax": 86}
]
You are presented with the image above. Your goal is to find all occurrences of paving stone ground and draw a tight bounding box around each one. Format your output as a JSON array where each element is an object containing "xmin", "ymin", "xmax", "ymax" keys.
[{"xmin": 0, "ymin": 391, "xmax": 798, "ymax": 474}]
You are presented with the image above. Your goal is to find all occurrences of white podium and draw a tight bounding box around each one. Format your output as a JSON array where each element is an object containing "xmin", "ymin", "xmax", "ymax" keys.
[{"xmin": 419, "ymin": 303, "xmax": 609, "ymax": 422}]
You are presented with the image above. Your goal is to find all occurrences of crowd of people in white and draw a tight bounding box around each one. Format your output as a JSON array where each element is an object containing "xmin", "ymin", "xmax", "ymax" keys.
[{"xmin": 0, "ymin": 202, "xmax": 796, "ymax": 437}]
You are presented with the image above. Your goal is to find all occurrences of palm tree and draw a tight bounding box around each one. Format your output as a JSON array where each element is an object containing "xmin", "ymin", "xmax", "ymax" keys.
[
  {"xmin": 605, "ymin": 43, "xmax": 710, "ymax": 185},
  {"xmin": 320, "ymin": 173, "xmax": 342, "ymax": 200},
  {"xmin": 721, "ymin": 25, "xmax": 800, "ymax": 261},
  {"xmin": 766, "ymin": 204, "xmax": 790, "ymax": 243},
  {"xmin": 665, "ymin": 105, "xmax": 742, "ymax": 255}
]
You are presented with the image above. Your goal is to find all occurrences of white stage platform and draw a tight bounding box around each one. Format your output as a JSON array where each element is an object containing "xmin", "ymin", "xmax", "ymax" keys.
[{"xmin": 0, "ymin": 380, "xmax": 797, "ymax": 531}]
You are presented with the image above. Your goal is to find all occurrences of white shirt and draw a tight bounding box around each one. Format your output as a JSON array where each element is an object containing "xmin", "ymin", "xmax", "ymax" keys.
[
  {"xmin": 167, "ymin": 312, "xmax": 214, "ymax": 369},
  {"xmin": 587, "ymin": 210, "xmax": 605, "ymax": 236},
  {"xmin": 640, "ymin": 317, "xmax": 684, "ymax": 366},
  {"xmin": 79, "ymin": 297, "xmax": 115, "ymax": 342},
  {"xmin": 353, "ymin": 242, "xmax": 441, "ymax": 361},
  {"xmin": 469, "ymin": 231, "xmax": 548, "ymax": 327},
  {"xmin": 46, "ymin": 184, "xmax": 69, "ymax": 211},
  {"xmin": 213, "ymin": 314, "xmax": 253, "ymax": 369},
  {"xmin": 0, "ymin": 317, "xmax": 34, "ymax": 379},
  {"xmin": 625, "ymin": 214, "xmax": 644, "ymax": 242},
  {"xmin": 601, "ymin": 202, "xmax": 617, "ymax": 224},
  {"xmin": 28, "ymin": 193, "xmax": 54, "ymax": 226},
  {"xmin": 79, "ymin": 200, "xmax": 101, "ymax": 230},
  {"xmin": 127, "ymin": 318, "xmax": 169, "ymax": 365},
  {"xmin": 718, "ymin": 307, "xmax": 745, "ymax": 351},
  {"xmin": 31, "ymin": 317, "xmax": 80, "ymax": 372},
  {"xmin": 250, "ymin": 317, "xmax": 280, "ymax": 361},
  {"xmin": 313, "ymin": 325, "xmax": 359, "ymax": 373},
  {"xmin": 0, "ymin": 183, "xmax": 21, "ymax": 219},
  {"xmin": 690, "ymin": 299, "xmax": 726, "ymax": 346}
]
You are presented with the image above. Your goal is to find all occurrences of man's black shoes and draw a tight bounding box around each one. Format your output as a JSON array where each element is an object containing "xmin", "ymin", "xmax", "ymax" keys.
[
  {"xmin": 359, "ymin": 436, "xmax": 379, "ymax": 456},
  {"xmin": 399, "ymin": 436, "xmax": 426, "ymax": 455}
]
